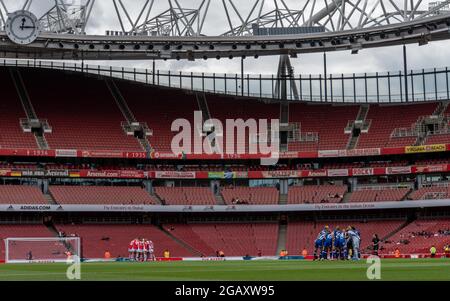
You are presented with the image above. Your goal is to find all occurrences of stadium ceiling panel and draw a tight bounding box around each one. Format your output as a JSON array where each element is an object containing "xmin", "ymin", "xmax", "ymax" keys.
[{"xmin": 0, "ymin": 0, "xmax": 450, "ymax": 60}]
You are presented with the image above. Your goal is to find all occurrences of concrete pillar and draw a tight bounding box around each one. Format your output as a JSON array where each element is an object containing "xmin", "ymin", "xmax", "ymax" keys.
[
  {"xmin": 210, "ymin": 180, "xmax": 220, "ymax": 195},
  {"xmin": 143, "ymin": 180, "xmax": 153, "ymax": 193},
  {"xmin": 348, "ymin": 177, "xmax": 358, "ymax": 192},
  {"xmin": 279, "ymin": 179, "xmax": 289, "ymax": 194}
]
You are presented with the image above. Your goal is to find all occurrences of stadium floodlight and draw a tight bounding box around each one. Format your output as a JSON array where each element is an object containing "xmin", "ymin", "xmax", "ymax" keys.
[{"xmin": 4, "ymin": 237, "xmax": 81, "ymax": 263}]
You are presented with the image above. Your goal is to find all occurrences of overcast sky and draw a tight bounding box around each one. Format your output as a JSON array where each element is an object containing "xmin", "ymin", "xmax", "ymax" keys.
[{"xmin": 2, "ymin": 0, "xmax": 450, "ymax": 76}]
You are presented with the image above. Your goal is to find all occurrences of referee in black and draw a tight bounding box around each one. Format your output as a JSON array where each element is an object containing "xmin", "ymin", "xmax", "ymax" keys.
[{"xmin": 372, "ymin": 234, "xmax": 380, "ymax": 256}]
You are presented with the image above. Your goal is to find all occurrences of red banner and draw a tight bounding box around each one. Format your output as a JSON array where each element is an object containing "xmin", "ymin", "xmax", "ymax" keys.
[
  {"xmin": 0, "ymin": 149, "xmax": 55, "ymax": 157},
  {"xmin": 351, "ymin": 168, "xmax": 374, "ymax": 176},
  {"xmin": 302, "ymin": 170, "xmax": 327, "ymax": 177}
]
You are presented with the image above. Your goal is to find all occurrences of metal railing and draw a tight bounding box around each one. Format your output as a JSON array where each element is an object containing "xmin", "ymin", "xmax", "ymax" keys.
[{"xmin": 3, "ymin": 59, "xmax": 450, "ymax": 104}]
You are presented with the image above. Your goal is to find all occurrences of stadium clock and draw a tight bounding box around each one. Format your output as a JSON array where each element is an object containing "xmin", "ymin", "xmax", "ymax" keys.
[{"xmin": 5, "ymin": 10, "xmax": 41, "ymax": 45}]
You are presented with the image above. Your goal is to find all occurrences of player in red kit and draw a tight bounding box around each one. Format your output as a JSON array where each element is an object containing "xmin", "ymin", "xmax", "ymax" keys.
[
  {"xmin": 129, "ymin": 238, "xmax": 137, "ymax": 260},
  {"xmin": 137, "ymin": 238, "xmax": 145, "ymax": 261},
  {"xmin": 132, "ymin": 238, "xmax": 140, "ymax": 261},
  {"xmin": 143, "ymin": 239, "xmax": 149, "ymax": 261}
]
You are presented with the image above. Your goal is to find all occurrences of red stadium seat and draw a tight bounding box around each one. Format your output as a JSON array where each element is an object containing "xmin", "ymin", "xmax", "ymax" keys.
[
  {"xmin": 164, "ymin": 223, "xmax": 278, "ymax": 257},
  {"xmin": 154, "ymin": 187, "xmax": 216, "ymax": 205},
  {"xmin": 349, "ymin": 187, "xmax": 409, "ymax": 202},
  {"xmin": 383, "ymin": 218, "xmax": 450, "ymax": 254},
  {"xmin": 358, "ymin": 103, "xmax": 437, "ymax": 148},
  {"xmin": 288, "ymin": 185, "xmax": 347, "ymax": 204},
  {"xmin": 0, "ymin": 71, "xmax": 38, "ymax": 149},
  {"xmin": 221, "ymin": 187, "xmax": 279, "ymax": 205},
  {"xmin": 288, "ymin": 104, "xmax": 359, "ymax": 151},
  {"xmin": 0, "ymin": 224, "xmax": 54, "ymax": 261},
  {"xmin": 0, "ymin": 185, "xmax": 47, "ymax": 204},
  {"xmin": 20, "ymin": 69, "xmax": 143, "ymax": 151},
  {"xmin": 49, "ymin": 186, "xmax": 156, "ymax": 205}
]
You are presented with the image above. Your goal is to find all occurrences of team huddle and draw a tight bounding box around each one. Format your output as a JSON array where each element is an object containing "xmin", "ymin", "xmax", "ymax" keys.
[
  {"xmin": 314, "ymin": 226, "xmax": 361, "ymax": 261},
  {"xmin": 128, "ymin": 238, "xmax": 155, "ymax": 261}
]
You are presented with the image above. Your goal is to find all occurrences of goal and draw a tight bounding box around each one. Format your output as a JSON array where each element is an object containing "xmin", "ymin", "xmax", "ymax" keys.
[{"xmin": 4, "ymin": 237, "xmax": 81, "ymax": 263}]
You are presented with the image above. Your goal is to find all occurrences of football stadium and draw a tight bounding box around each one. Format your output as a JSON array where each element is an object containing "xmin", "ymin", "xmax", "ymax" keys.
[{"xmin": 0, "ymin": 0, "xmax": 449, "ymax": 285}]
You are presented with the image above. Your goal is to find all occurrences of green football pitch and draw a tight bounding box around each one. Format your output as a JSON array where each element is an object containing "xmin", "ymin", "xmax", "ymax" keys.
[{"xmin": 0, "ymin": 259, "xmax": 449, "ymax": 281}]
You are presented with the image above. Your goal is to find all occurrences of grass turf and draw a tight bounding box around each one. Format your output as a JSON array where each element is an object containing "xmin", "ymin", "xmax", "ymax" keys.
[{"xmin": 0, "ymin": 259, "xmax": 449, "ymax": 281}]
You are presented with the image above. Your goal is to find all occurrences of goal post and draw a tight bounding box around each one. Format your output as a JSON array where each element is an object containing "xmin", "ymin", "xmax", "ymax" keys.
[{"xmin": 4, "ymin": 237, "xmax": 81, "ymax": 263}]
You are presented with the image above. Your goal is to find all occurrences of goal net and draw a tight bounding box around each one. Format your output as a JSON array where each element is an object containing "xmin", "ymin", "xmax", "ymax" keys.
[{"xmin": 4, "ymin": 237, "xmax": 81, "ymax": 263}]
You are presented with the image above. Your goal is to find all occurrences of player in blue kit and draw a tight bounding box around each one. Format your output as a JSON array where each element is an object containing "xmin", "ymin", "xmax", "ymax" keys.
[
  {"xmin": 313, "ymin": 226, "xmax": 329, "ymax": 260},
  {"xmin": 333, "ymin": 227, "xmax": 346, "ymax": 260},
  {"xmin": 322, "ymin": 231, "xmax": 334, "ymax": 260}
]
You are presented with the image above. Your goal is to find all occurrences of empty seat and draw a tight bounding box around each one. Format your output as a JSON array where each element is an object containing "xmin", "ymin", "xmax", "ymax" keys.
[
  {"xmin": 0, "ymin": 69, "xmax": 37, "ymax": 149},
  {"xmin": 288, "ymin": 103, "xmax": 360, "ymax": 151},
  {"xmin": 0, "ymin": 224, "xmax": 54, "ymax": 261},
  {"xmin": 170, "ymin": 223, "xmax": 278, "ymax": 257},
  {"xmin": 49, "ymin": 186, "xmax": 156, "ymax": 205},
  {"xmin": 0, "ymin": 185, "xmax": 47, "ymax": 204},
  {"xmin": 383, "ymin": 218, "xmax": 450, "ymax": 254},
  {"xmin": 288, "ymin": 185, "xmax": 347, "ymax": 204},
  {"xmin": 154, "ymin": 187, "xmax": 216, "ymax": 205},
  {"xmin": 20, "ymin": 69, "xmax": 142, "ymax": 151},
  {"xmin": 349, "ymin": 188, "xmax": 409, "ymax": 202},
  {"xmin": 358, "ymin": 103, "xmax": 437, "ymax": 148},
  {"xmin": 221, "ymin": 187, "xmax": 279, "ymax": 205}
]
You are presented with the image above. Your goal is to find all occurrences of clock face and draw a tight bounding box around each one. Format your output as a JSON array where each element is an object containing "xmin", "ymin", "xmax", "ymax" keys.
[{"xmin": 5, "ymin": 10, "xmax": 41, "ymax": 45}]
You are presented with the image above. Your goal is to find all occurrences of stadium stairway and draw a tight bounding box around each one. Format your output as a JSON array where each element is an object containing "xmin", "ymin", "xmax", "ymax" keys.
[
  {"xmin": 196, "ymin": 92, "xmax": 211, "ymax": 121},
  {"xmin": 346, "ymin": 135, "xmax": 359, "ymax": 150},
  {"xmin": 279, "ymin": 194, "xmax": 288, "ymax": 205},
  {"xmin": 105, "ymin": 78, "xmax": 136, "ymax": 122},
  {"xmin": 43, "ymin": 222, "xmax": 84, "ymax": 256},
  {"xmin": 35, "ymin": 135, "xmax": 49, "ymax": 149},
  {"xmin": 105, "ymin": 78, "xmax": 152, "ymax": 152},
  {"xmin": 8, "ymin": 68, "xmax": 38, "ymax": 120},
  {"xmin": 158, "ymin": 225, "xmax": 203, "ymax": 257},
  {"xmin": 414, "ymin": 131, "xmax": 428, "ymax": 146},
  {"xmin": 45, "ymin": 221, "xmax": 61, "ymax": 237},
  {"xmin": 433, "ymin": 101, "xmax": 449, "ymax": 117},
  {"xmin": 44, "ymin": 192, "xmax": 57, "ymax": 205},
  {"xmin": 149, "ymin": 192, "xmax": 164, "ymax": 205},
  {"xmin": 214, "ymin": 194, "xmax": 226, "ymax": 205},
  {"xmin": 196, "ymin": 92, "xmax": 219, "ymax": 148},
  {"xmin": 347, "ymin": 104, "xmax": 370, "ymax": 150},
  {"xmin": 400, "ymin": 188, "xmax": 415, "ymax": 201},
  {"xmin": 342, "ymin": 191, "xmax": 352, "ymax": 203},
  {"xmin": 8, "ymin": 68, "xmax": 49, "ymax": 149},
  {"xmin": 276, "ymin": 222, "xmax": 287, "ymax": 255}
]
